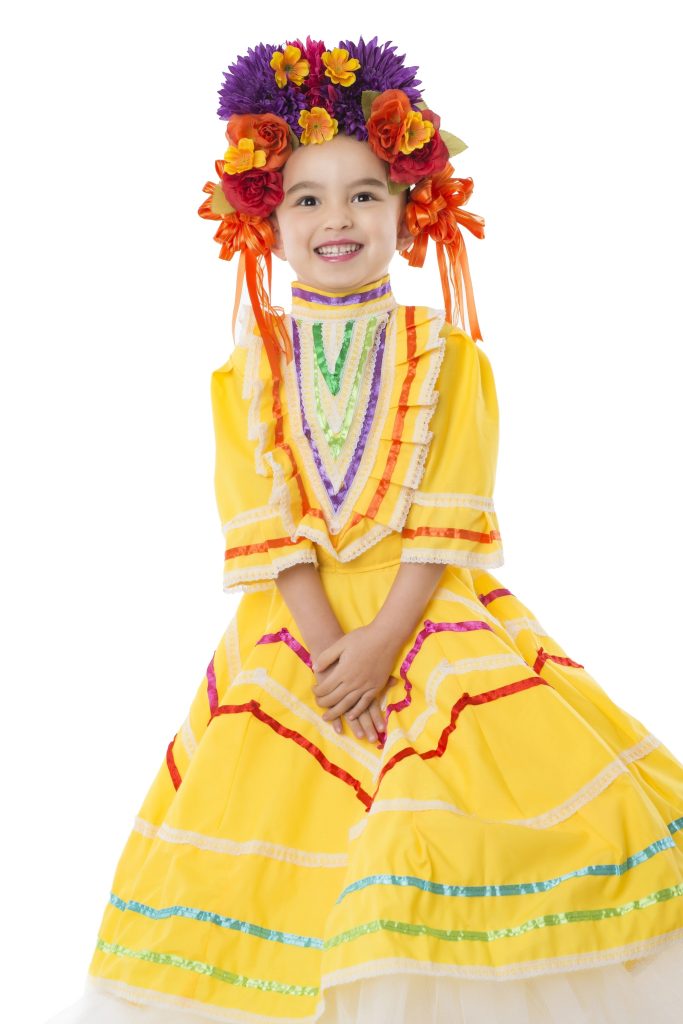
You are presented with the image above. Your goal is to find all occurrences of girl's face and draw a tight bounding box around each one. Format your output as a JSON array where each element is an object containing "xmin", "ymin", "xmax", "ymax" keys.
[{"xmin": 270, "ymin": 133, "xmax": 413, "ymax": 293}]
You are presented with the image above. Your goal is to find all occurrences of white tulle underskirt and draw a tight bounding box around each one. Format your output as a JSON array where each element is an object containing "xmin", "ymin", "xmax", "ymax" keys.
[{"xmin": 45, "ymin": 938, "xmax": 683, "ymax": 1024}]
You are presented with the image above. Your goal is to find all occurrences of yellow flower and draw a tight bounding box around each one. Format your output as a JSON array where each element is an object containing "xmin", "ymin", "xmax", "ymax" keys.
[
  {"xmin": 222, "ymin": 137, "xmax": 267, "ymax": 175},
  {"xmin": 298, "ymin": 107, "xmax": 339, "ymax": 145},
  {"xmin": 399, "ymin": 111, "xmax": 436, "ymax": 155},
  {"xmin": 321, "ymin": 47, "xmax": 361, "ymax": 87},
  {"xmin": 270, "ymin": 45, "xmax": 310, "ymax": 88}
]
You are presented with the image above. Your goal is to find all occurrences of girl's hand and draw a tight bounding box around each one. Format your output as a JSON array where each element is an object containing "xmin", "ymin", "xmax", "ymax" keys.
[
  {"xmin": 342, "ymin": 695, "xmax": 387, "ymax": 744},
  {"xmin": 312, "ymin": 625, "xmax": 401, "ymax": 725},
  {"xmin": 311, "ymin": 656, "xmax": 388, "ymax": 741}
]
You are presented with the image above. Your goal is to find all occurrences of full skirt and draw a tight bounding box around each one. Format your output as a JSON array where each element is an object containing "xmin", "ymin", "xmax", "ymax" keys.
[{"xmin": 43, "ymin": 538, "xmax": 683, "ymax": 1022}]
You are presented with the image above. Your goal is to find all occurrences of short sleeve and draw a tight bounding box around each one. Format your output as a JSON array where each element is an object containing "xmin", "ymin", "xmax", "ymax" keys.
[
  {"xmin": 211, "ymin": 348, "xmax": 318, "ymax": 594},
  {"xmin": 399, "ymin": 324, "xmax": 504, "ymax": 569}
]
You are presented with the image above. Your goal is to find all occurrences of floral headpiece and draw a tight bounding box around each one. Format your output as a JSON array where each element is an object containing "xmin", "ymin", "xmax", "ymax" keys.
[{"xmin": 198, "ymin": 37, "xmax": 485, "ymax": 382}]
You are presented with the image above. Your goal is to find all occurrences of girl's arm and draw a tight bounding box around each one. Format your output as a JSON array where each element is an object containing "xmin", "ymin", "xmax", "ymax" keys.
[
  {"xmin": 275, "ymin": 562, "xmax": 345, "ymax": 661},
  {"xmin": 370, "ymin": 561, "xmax": 446, "ymax": 652}
]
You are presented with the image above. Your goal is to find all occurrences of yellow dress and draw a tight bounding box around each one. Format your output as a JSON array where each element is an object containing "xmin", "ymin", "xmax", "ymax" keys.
[{"xmin": 46, "ymin": 274, "xmax": 683, "ymax": 1023}]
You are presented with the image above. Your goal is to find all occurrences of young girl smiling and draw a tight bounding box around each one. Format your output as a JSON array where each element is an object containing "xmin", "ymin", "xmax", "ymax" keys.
[{"xmin": 44, "ymin": 35, "xmax": 683, "ymax": 1024}]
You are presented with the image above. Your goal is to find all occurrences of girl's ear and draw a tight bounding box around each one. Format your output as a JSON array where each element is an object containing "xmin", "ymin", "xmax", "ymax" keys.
[
  {"xmin": 396, "ymin": 209, "xmax": 414, "ymax": 253},
  {"xmin": 269, "ymin": 213, "xmax": 286, "ymax": 261}
]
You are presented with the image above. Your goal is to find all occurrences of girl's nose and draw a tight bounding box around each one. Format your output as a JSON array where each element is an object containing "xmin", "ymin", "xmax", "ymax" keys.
[{"xmin": 323, "ymin": 202, "xmax": 353, "ymax": 231}]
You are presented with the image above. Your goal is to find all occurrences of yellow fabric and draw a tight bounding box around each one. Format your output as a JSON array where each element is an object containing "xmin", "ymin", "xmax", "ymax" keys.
[
  {"xmin": 212, "ymin": 298, "xmax": 503, "ymax": 594},
  {"xmin": 86, "ymin": 282, "xmax": 683, "ymax": 1020}
]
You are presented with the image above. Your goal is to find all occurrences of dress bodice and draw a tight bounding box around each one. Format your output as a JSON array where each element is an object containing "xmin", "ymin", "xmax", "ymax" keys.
[{"xmin": 211, "ymin": 274, "xmax": 504, "ymax": 593}]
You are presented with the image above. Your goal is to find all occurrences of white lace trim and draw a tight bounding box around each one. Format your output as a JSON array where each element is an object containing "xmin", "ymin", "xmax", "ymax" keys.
[
  {"xmin": 502, "ymin": 614, "xmax": 551, "ymax": 640},
  {"xmin": 180, "ymin": 715, "xmax": 197, "ymax": 759},
  {"xmin": 225, "ymin": 579, "xmax": 275, "ymax": 594},
  {"xmin": 235, "ymin": 304, "xmax": 449, "ymax": 564},
  {"xmin": 349, "ymin": 733, "xmax": 663, "ymax": 840},
  {"xmin": 221, "ymin": 504, "xmax": 281, "ymax": 536},
  {"xmin": 410, "ymin": 490, "xmax": 498, "ymax": 511},
  {"xmin": 223, "ymin": 548, "xmax": 318, "ymax": 593},
  {"xmin": 400, "ymin": 547, "xmax": 504, "ymax": 568},
  {"xmin": 283, "ymin": 309, "xmax": 399, "ymax": 533},
  {"xmin": 381, "ymin": 310, "xmax": 448, "ymax": 539},
  {"xmin": 223, "ymin": 612, "xmax": 242, "ymax": 679},
  {"xmin": 318, "ymin": 928, "xmax": 683, "ymax": 983},
  {"xmin": 132, "ymin": 815, "xmax": 349, "ymax": 868}
]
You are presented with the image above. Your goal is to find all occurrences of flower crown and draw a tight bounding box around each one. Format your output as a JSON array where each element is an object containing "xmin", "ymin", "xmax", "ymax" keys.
[{"xmin": 198, "ymin": 37, "xmax": 485, "ymax": 382}]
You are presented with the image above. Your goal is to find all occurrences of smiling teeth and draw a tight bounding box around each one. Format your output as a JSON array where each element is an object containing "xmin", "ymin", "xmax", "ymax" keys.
[{"xmin": 316, "ymin": 244, "xmax": 362, "ymax": 255}]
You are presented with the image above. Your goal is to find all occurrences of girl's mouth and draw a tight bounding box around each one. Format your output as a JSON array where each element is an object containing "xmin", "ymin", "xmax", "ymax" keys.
[{"xmin": 314, "ymin": 243, "xmax": 363, "ymax": 262}]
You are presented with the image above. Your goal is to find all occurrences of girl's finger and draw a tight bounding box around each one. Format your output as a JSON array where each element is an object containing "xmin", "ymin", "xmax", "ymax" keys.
[
  {"xmin": 370, "ymin": 702, "xmax": 386, "ymax": 734},
  {"xmin": 346, "ymin": 691, "xmax": 375, "ymax": 719},
  {"xmin": 358, "ymin": 711, "xmax": 377, "ymax": 741},
  {"xmin": 315, "ymin": 682, "xmax": 350, "ymax": 708},
  {"xmin": 322, "ymin": 690, "xmax": 365, "ymax": 721}
]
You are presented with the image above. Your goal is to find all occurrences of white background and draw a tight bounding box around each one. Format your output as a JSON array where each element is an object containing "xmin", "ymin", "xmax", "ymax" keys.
[{"xmin": 2, "ymin": 2, "xmax": 682, "ymax": 1019}]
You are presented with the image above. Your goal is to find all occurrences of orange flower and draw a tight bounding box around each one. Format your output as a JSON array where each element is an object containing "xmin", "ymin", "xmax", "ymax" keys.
[
  {"xmin": 366, "ymin": 89, "xmax": 413, "ymax": 163},
  {"xmin": 226, "ymin": 113, "xmax": 292, "ymax": 171},
  {"xmin": 222, "ymin": 138, "xmax": 266, "ymax": 175},
  {"xmin": 321, "ymin": 47, "xmax": 361, "ymax": 87},
  {"xmin": 270, "ymin": 45, "xmax": 310, "ymax": 88},
  {"xmin": 298, "ymin": 106, "xmax": 338, "ymax": 145}
]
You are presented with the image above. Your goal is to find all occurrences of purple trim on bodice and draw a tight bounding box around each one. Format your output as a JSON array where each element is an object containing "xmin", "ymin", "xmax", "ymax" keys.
[
  {"xmin": 291, "ymin": 279, "xmax": 392, "ymax": 307},
  {"xmin": 291, "ymin": 316, "xmax": 388, "ymax": 515}
]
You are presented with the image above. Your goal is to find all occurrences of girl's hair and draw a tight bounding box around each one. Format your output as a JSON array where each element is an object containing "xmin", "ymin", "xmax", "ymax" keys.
[{"xmin": 198, "ymin": 37, "xmax": 486, "ymax": 381}]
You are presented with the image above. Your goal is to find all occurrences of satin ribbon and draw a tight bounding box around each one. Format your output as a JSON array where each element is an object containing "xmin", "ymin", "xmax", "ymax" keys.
[
  {"xmin": 198, "ymin": 160, "xmax": 293, "ymax": 382},
  {"xmin": 402, "ymin": 168, "xmax": 485, "ymax": 342}
]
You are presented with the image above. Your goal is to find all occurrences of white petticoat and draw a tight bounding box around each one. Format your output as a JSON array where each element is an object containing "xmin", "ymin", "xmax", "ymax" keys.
[{"xmin": 44, "ymin": 937, "xmax": 683, "ymax": 1023}]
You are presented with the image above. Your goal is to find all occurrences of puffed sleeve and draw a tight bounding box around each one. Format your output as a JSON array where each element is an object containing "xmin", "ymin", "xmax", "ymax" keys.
[
  {"xmin": 399, "ymin": 323, "xmax": 504, "ymax": 569},
  {"xmin": 211, "ymin": 345, "xmax": 318, "ymax": 594}
]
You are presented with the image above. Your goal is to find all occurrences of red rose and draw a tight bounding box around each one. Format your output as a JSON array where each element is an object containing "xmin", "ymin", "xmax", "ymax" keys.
[
  {"xmin": 389, "ymin": 110, "xmax": 450, "ymax": 184},
  {"xmin": 222, "ymin": 168, "xmax": 284, "ymax": 217}
]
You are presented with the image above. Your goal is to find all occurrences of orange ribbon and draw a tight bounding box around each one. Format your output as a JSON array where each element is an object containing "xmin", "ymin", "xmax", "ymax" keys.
[
  {"xmin": 198, "ymin": 161, "xmax": 293, "ymax": 382},
  {"xmin": 401, "ymin": 167, "xmax": 485, "ymax": 342}
]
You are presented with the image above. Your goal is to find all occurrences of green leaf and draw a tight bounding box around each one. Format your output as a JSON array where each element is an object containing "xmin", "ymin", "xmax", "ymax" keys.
[
  {"xmin": 287, "ymin": 126, "xmax": 300, "ymax": 150},
  {"xmin": 361, "ymin": 89, "xmax": 380, "ymax": 121},
  {"xmin": 387, "ymin": 176, "xmax": 411, "ymax": 195},
  {"xmin": 210, "ymin": 186, "xmax": 236, "ymax": 217},
  {"xmin": 439, "ymin": 130, "xmax": 468, "ymax": 158},
  {"xmin": 415, "ymin": 100, "xmax": 428, "ymax": 110}
]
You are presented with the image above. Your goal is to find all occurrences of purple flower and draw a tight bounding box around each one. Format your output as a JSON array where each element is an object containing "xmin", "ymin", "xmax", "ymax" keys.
[
  {"xmin": 217, "ymin": 43, "xmax": 300, "ymax": 125},
  {"xmin": 215, "ymin": 37, "xmax": 425, "ymax": 142},
  {"xmin": 338, "ymin": 36, "xmax": 423, "ymax": 104}
]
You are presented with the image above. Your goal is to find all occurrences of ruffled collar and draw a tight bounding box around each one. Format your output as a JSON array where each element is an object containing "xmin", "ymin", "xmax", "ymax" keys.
[{"xmin": 290, "ymin": 274, "xmax": 397, "ymax": 321}]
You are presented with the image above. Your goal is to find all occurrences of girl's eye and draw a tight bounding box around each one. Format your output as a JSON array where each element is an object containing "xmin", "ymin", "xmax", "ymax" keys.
[
  {"xmin": 296, "ymin": 196, "xmax": 319, "ymax": 207},
  {"xmin": 353, "ymin": 192, "xmax": 376, "ymax": 202}
]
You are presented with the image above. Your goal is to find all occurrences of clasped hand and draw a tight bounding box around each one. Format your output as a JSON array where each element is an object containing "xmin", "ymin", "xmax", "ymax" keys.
[{"xmin": 311, "ymin": 624, "xmax": 400, "ymax": 740}]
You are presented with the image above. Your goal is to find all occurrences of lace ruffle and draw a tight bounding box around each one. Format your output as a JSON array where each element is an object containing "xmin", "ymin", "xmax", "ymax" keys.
[{"xmin": 236, "ymin": 302, "xmax": 449, "ymax": 564}]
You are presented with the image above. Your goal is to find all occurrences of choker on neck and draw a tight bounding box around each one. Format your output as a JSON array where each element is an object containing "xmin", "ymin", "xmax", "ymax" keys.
[{"xmin": 290, "ymin": 275, "xmax": 397, "ymax": 320}]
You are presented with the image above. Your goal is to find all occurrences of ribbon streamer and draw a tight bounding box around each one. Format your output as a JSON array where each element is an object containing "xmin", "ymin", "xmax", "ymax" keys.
[
  {"xmin": 198, "ymin": 161, "xmax": 293, "ymax": 381},
  {"xmin": 402, "ymin": 169, "xmax": 485, "ymax": 343}
]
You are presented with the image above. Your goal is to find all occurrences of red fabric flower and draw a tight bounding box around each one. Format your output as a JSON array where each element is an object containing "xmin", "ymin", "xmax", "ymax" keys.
[
  {"xmin": 389, "ymin": 110, "xmax": 450, "ymax": 184},
  {"xmin": 221, "ymin": 168, "xmax": 284, "ymax": 217}
]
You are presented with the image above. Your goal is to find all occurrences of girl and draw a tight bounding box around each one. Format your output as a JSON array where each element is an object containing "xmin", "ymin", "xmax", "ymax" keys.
[{"xmin": 45, "ymin": 35, "xmax": 683, "ymax": 1024}]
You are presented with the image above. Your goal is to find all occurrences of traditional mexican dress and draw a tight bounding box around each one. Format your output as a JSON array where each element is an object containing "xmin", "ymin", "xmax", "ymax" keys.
[{"xmin": 46, "ymin": 275, "xmax": 683, "ymax": 1023}]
